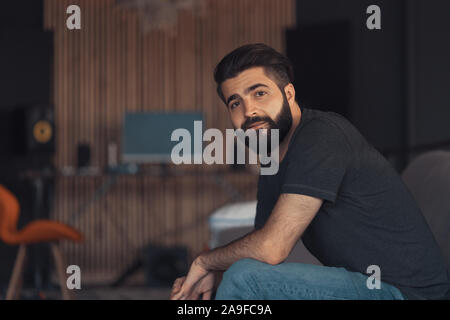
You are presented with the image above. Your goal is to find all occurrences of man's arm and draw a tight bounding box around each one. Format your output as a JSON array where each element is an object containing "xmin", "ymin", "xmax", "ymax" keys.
[
  {"xmin": 171, "ymin": 193, "xmax": 323, "ymax": 300},
  {"xmin": 199, "ymin": 193, "xmax": 323, "ymax": 270}
]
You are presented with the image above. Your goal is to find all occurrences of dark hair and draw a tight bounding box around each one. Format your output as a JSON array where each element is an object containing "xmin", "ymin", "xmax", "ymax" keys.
[{"xmin": 214, "ymin": 43, "xmax": 295, "ymax": 104}]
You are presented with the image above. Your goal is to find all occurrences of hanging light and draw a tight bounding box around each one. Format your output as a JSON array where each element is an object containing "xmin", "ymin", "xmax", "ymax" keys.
[{"xmin": 116, "ymin": 0, "xmax": 207, "ymax": 33}]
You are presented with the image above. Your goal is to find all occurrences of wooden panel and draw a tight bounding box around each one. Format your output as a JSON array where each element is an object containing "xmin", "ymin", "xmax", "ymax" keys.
[{"xmin": 44, "ymin": 0, "xmax": 296, "ymax": 283}]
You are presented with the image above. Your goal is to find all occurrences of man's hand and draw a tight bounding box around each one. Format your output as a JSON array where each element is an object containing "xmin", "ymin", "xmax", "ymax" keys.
[
  {"xmin": 171, "ymin": 193, "xmax": 322, "ymax": 299},
  {"xmin": 170, "ymin": 257, "xmax": 220, "ymax": 300},
  {"xmin": 170, "ymin": 276, "xmax": 186, "ymax": 299}
]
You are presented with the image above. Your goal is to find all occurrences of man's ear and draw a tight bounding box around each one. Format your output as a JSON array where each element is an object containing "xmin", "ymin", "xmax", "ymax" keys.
[{"xmin": 284, "ymin": 83, "xmax": 296, "ymax": 105}]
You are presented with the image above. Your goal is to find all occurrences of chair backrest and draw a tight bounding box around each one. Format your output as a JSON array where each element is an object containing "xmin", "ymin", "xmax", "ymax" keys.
[
  {"xmin": 0, "ymin": 184, "xmax": 21, "ymax": 241},
  {"xmin": 402, "ymin": 151, "xmax": 450, "ymax": 269}
]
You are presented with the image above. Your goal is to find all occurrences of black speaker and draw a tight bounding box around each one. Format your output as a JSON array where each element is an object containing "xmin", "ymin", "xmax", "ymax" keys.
[
  {"xmin": 24, "ymin": 105, "xmax": 55, "ymax": 155},
  {"xmin": 0, "ymin": 105, "xmax": 55, "ymax": 157},
  {"xmin": 144, "ymin": 245, "xmax": 189, "ymax": 288}
]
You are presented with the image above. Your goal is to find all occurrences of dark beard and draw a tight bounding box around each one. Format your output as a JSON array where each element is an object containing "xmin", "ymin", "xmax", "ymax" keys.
[{"xmin": 241, "ymin": 91, "xmax": 293, "ymax": 154}]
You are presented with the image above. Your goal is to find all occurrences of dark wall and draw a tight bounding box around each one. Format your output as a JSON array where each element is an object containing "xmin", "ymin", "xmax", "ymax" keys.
[
  {"xmin": 287, "ymin": 21, "xmax": 352, "ymax": 119},
  {"xmin": 295, "ymin": 0, "xmax": 406, "ymax": 155},
  {"xmin": 0, "ymin": 0, "xmax": 51, "ymax": 110},
  {"xmin": 294, "ymin": 0, "xmax": 450, "ymax": 166},
  {"xmin": 0, "ymin": 0, "xmax": 43, "ymax": 28},
  {"xmin": 410, "ymin": 0, "xmax": 450, "ymax": 146},
  {"xmin": 0, "ymin": 29, "xmax": 53, "ymax": 110}
]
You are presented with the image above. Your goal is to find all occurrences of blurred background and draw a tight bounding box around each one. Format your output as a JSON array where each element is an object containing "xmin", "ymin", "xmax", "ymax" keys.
[{"xmin": 0, "ymin": 0, "xmax": 449, "ymax": 299}]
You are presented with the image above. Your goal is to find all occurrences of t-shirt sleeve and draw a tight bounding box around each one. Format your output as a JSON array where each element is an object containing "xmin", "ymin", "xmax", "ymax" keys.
[{"xmin": 281, "ymin": 120, "xmax": 352, "ymax": 203}]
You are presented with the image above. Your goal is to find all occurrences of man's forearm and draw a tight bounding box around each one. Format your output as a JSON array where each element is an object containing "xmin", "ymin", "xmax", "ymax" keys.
[{"xmin": 199, "ymin": 227, "xmax": 279, "ymax": 272}]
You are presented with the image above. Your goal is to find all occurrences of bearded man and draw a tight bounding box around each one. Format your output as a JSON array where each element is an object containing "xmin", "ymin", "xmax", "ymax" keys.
[{"xmin": 170, "ymin": 43, "xmax": 450, "ymax": 300}]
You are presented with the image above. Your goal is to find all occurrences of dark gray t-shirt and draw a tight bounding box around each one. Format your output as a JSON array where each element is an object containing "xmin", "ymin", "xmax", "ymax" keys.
[{"xmin": 255, "ymin": 107, "xmax": 450, "ymax": 300}]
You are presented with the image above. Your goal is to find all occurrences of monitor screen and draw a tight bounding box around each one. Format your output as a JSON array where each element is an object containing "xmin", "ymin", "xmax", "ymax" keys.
[{"xmin": 122, "ymin": 112, "xmax": 204, "ymax": 163}]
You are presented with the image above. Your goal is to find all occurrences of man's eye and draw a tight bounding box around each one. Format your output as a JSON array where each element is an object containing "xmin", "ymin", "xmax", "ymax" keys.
[
  {"xmin": 230, "ymin": 101, "xmax": 240, "ymax": 109},
  {"xmin": 255, "ymin": 91, "xmax": 266, "ymax": 97}
]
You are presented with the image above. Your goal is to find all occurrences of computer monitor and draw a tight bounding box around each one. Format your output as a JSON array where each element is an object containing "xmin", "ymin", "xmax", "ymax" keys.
[{"xmin": 122, "ymin": 112, "xmax": 204, "ymax": 163}]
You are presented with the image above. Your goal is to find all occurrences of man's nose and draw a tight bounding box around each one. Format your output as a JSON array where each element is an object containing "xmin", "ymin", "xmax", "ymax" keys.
[{"xmin": 243, "ymin": 99, "xmax": 257, "ymax": 118}]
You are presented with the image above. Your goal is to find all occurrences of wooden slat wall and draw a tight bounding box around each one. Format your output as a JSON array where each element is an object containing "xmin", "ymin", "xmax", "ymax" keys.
[{"xmin": 44, "ymin": 0, "xmax": 296, "ymax": 283}]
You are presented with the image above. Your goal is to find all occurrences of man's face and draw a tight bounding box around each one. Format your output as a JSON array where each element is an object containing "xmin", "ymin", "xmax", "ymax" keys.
[{"xmin": 220, "ymin": 67, "xmax": 293, "ymax": 148}]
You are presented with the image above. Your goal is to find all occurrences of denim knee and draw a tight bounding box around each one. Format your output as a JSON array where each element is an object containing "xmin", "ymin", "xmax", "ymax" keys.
[
  {"xmin": 216, "ymin": 259, "xmax": 261, "ymax": 299},
  {"xmin": 228, "ymin": 258, "xmax": 262, "ymax": 274}
]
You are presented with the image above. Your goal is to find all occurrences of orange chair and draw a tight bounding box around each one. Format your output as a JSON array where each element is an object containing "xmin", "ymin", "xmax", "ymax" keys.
[{"xmin": 0, "ymin": 184, "xmax": 83, "ymax": 300}]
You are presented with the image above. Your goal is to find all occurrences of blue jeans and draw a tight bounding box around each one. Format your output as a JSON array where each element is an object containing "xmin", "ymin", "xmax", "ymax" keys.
[{"xmin": 215, "ymin": 259, "xmax": 406, "ymax": 300}]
